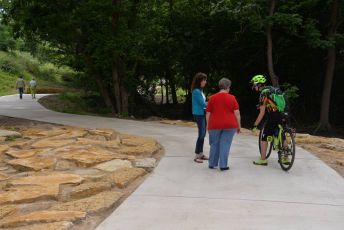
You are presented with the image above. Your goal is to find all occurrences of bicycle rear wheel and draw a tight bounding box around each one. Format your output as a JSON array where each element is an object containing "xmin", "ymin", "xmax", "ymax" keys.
[
  {"xmin": 259, "ymin": 122, "xmax": 273, "ymax": 159},
  {"xmin": 278, "ymin": 129, "xmax": 296, "ymax": 171}
]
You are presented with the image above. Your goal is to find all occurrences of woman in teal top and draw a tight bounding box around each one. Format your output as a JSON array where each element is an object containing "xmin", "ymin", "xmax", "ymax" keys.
[{"xmin": 191, "ymin": 72, "xmax": 208, "ymax": 163}]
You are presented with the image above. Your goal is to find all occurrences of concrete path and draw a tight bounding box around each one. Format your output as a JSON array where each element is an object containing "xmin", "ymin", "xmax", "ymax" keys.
[{"xmin": 0, "ymin": 94, "xmax": 343, "ymax": 230}]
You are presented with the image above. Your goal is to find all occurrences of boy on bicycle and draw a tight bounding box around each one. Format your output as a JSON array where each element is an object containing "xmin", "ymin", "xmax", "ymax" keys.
[{"xmin": 250, "ymin": 75, "xmax": 289, "ymax": 166}]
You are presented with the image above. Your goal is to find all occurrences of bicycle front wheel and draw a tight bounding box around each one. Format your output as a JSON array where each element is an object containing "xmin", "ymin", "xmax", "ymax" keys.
[
  {"xmin": 259, "ymin": 122, "xmax": 273, "ymax": 159},
  {"xmin": 278, "ymin": 129, "xmax": 296, "ymax": 171}
]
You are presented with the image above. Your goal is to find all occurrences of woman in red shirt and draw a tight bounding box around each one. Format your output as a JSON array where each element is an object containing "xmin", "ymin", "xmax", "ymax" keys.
[{"xmin": 206, "ymin": 78, "xmax": 241, "ymax": 170}]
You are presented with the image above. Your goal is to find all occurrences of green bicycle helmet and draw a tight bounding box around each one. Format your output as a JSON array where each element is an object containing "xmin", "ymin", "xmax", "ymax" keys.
[{"xmin": 250, "ymin": 75, "xmax": 267, "ymax": 84}]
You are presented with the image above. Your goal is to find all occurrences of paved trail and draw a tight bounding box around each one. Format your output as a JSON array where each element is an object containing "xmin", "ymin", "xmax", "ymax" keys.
[{"xmin": 0, "ymin": 94, "xmax": 343, "ymax": 230}]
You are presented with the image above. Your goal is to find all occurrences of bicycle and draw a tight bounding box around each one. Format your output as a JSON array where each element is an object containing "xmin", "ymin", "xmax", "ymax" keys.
[{"xmin": 258, "ymin": 113, "xmax": 296, "ymax": 171}]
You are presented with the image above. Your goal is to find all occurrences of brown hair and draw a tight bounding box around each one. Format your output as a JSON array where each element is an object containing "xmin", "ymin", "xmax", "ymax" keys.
[{"xmin": 191, "ymin": 72, "xmax": 207, "ymax": 91}]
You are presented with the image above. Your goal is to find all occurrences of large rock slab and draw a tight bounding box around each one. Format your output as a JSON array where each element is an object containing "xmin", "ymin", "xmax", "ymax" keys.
[
  {"xmin": 9, "ymin": 173, "xmax": 84, "ymax": 188},
  {"xmin": 66, "ymin": 169, "xmax": 106, "ymax": 182},
  {"xmin": 8, "ymin": 140, "xmax": 31, "ymax": 149},
  {"xmin": 88, "ymin": 129, "xmax": 118, "ymax": 140},
  {"xmin": 34, "ymin": 129, "xmax": 66, "ymax": 137},
  {"xmin": 119, "ymin": 135, "xmax": 160, "ymax": 156},
  {"xmin": 133, "ymin": 158, "xmax": 157, "ymax": 169},
  {"xmin": 7, "ymin": 157, "xmax": 56, "ymax": 171},
  {"xmin": 50, "ymin": 191, "xmax": 123, "ymax": 214},
  {"xmin": 76, "ymin": 138, "xmax": 119, "ymax": 149},
  {"xmin": 0, "ymin": 205, "xmax": 17, "ymax": 219},
  {"xmin": 0, "ymin": 186, "xmax": 59, "ymax": 205},
  {"xmin": 1, "ymin": 173, "xmax": 84, "ymax": 205},
  {"xmin": 94, "ymin": 159, "xmax": 132, "ymax": 172},
  {"xmin": 67, "ymin": 181, "xmax": 112, "ymax": 200},
  {"xmin": 31, "ymin": 138, "xmax": 75, "ymax": 148},
  {"xmin": 9, "ymin": 221, "xmax": 73, "ymax": 230},
  {"xmin": 0, "ymin": 144, "xmax": 10, "ymax": 153},
  {"xmin": 106, "ymin": 167, "xmax": 146, "ymax": 188},
  {"xmin": 120, "ymin": 135, "xmax": 157, "ymax": 147},
  {"xmin": 58, "ymin": 148, "xmax": 116, "ymax": 167},
  {"xmin": 6, "ymin": 149, "xmax": 43, "ymax": 158},
  {"xmin": 0, "ymin": 173, "xmax": 9, "ymax": 181},
  {"xmin": 0, "ymin": 130, "xmax": 22, "ymax": 138},
  {"xmin": 51, "ymin": 129, "xmax": 87, "ymax": 139},
  {"xmin": 0, "ymin": 211, "xmax": 86, "ymax": 228}
]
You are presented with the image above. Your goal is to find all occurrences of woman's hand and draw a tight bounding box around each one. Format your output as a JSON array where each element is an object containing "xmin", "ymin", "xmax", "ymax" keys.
[{"xmin": 237, "ymin": 128, "xmax": 241, "ymax": 134}]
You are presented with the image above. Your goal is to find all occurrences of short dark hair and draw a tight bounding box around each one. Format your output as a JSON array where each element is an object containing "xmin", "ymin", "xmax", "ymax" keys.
[{"xmin": 191, "ymin": 72, "xmax": 207, "ymax": 91}]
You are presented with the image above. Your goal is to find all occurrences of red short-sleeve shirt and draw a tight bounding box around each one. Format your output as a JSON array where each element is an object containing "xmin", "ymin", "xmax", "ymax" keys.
[{"xmin": 206, "ymin": 92, "xmax": 239, "ymax": 130}]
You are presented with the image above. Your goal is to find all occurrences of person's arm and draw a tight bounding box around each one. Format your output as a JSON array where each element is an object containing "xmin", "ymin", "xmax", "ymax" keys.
[
  {"xmin": 206, "ymin": 112, "xmax": 210, "ymax": 130},
  {"xmin": 254, "ymin": 105, "xmax": 266, "ymax": 127},
  {"xmin": 194, "ymin": 89, "xmax": 206, "ymax": 109},
  {"xmin": 15, "ymin": 81, "xmax": 18, "ymax": 90},
  {"xmin": 234, "ymin": 109, "xmax": 241, "ymax": 133}
]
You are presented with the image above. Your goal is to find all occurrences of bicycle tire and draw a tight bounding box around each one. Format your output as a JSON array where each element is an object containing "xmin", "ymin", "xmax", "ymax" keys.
[
  {"xmin": 259, "ymin": 121, "xmax": 273, "ymax": 159},
  {"xmin": 278, "ymin": 129, "xmax": 296, "ymax": 171}
]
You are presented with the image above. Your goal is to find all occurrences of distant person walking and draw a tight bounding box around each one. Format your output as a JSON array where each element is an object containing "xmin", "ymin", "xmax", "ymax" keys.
[
  {"xmin": 206, "ymin": 78, "xmax": 241, "ymax": 171},
  {"xmin": 191, "ymin": 72, "xmax": 208, "ymax": 163},
  {"xmin": 29, "ymin": 78, "xmax": 37, "ymax": 99},
  {"xmin": 15, "ymin": 76, "xmax": 25, "ymax": 99}
]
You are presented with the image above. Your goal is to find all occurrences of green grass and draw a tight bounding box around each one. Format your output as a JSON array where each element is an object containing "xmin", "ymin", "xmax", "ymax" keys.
[
  {"xmin": 0, "ymin": 50, "xmax": 77, "ymax": 95},
  {"xmin": 39, "ymin": 92, "xmax": 113, "ymax": 116}
]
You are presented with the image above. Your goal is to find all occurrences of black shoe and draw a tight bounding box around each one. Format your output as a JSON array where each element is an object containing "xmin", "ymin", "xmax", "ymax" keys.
[
  {"xmin": 209, "ymin": 166, "xmax": 215, "ymax": 169},
  {"xmin": 220, "ymin": 167, "xmax": 229, "ymax": 171}
]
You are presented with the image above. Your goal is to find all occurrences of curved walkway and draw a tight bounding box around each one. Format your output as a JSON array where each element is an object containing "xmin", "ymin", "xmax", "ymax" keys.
[{"xmin": 0, "ymin": 94, "xmax": 344, "ymax": 230}]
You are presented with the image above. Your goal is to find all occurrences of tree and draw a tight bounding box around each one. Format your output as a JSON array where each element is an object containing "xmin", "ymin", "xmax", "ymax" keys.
[{"xmin": 317, "ymin": 0, "xmax": 344, "ymax": 131}]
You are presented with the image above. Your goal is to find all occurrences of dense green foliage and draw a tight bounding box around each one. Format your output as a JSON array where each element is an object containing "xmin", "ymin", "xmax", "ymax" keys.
[
  {"xmin": 1, "ymin": 0, "xmax": 343, "ymax": 133},
  {"xmin": 0, "ymin": 50, "xmax": 74, "ymax": 95}
]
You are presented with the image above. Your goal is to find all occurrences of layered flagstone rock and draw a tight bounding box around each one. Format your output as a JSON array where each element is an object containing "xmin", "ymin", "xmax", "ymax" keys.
[
  {"xmin": 0, "ymin": 172, "xmax": 9, "ymax": 181},
  {"xmin": 6, "ymin": 149, "xmax": 43, "ymax": 158},
  {"xmin": 7, "ymin": 157, "xmax": 56, "ymax": 171},
  {"xmin": 0, "ymin": 120, "xmax": 160, "ymax": 229},
  {"xmin": 133, "ymin": 158, "xmax": 157, "ymax": 169},
  {"xmin": 94, "ymin": 159, "xmax": 132, "ymax": 172},
  {"xmin": 0, "ymin": 130, "xmax": 22, "ymax": 138},
  {"xmin": 119, "ymin": 135, "xmax": 161, "ymax": 156},
  {"xmin": 0, "ymin": 144, "xmax": 9, "ymax": 153},
  {"xmin": 50, "ymin": 191, "xmax": 123, "ymax": 214},
  {"xmin": 0, "ymin": 205, "xmax": 17, "ymax": 219},
  {"xmin": 58, "ymin": 148, "xmax": 116, "ymax": 167},
  {"xmin": 67, "ymin": 181, "xmax": 112, "ymax": 200},
  {"xmin": 75, "ymin": 138, "xmax": 120, "ymax": 149},
  {"xmin": 8, "ymin": 173, "xmax": 84, "ymax": 188},
  {"xmin": 0, "ymin": 211, "xmax": 86, "ymax": 228},
  {"xmin": 51, "ymin": 129, "xmax": 87, "ymax": 139},
  {"xmin": 106, "ymin": 167, "xmax": 146, "ymax": 188},
  {"xmin": 0, "ymin": 186, "xmax": 60, "ymax": 205},
  {"xmin": 9, "ymin": 221, "xmax": 73, "ymax": 230},
  {"xmin": 88, "ymin": 129, "xmax": 119, "ymax": 140},
  {"xmin": 31, "ymin": 138, "xmax": 75, "ymax": 148}
]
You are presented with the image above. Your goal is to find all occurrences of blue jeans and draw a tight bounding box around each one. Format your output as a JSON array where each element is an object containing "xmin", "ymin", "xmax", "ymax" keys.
[
  {"xmin": 209, "ymin": 129, "xmax": 236, "ymax": 168},
  {"xmin": 194, "ymin": 115, "xmax": 206, "ymax": 154},
  {"xmin": 18, "ymin": 88, "xmax": 24, "ymax": 99}
]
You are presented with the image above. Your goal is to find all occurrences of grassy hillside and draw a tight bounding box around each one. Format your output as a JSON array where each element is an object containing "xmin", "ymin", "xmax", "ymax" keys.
[{"xmin": 0, "ymin": 51, "xmax": 75, "ymax": 95}]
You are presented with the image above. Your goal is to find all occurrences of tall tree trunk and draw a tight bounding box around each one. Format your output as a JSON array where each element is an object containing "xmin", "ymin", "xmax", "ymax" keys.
[
  {"xmin": 111, "ymin": 62, "xmax": 121, "ymax": 114},
  {"xmin": 118, "ymin": 58, "xmax": 129, "ymax": 114},
  {"xmin": 95, "ymin": 78, "xmax": 116, "ymax": 114},
  {"xmin": 316, "ymin": 0, "xmax": 341, "ymax": 132},
  {"xmin": 167, "ymin": 69, "xmax": 177, "ymax": 104},
  {"xmin": 85, "ymin": 55, "xmax": 116, "ymax": 114},
  {"xmin": 160, "ymin": 78, "xmax": 164, "ymax": 105},
  {"xmin": 266, "ymin": 0, "xmax": 279, "ymax": 87},
  {"xmin": 111, "ymin": 0, "xmax": 121, "ymax": 114},
  {"xmin": 170, "ymin": 79, "xmax": 178, "ymax": 104},
  {"xmin": 165, "ymin": 80, "xmax": 170, "ymax": 104}
]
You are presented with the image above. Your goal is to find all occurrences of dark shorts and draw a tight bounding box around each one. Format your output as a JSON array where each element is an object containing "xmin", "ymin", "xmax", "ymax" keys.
[{"xmin": 262, "ymin": 112, "xmax": 283, "ymax": 141}]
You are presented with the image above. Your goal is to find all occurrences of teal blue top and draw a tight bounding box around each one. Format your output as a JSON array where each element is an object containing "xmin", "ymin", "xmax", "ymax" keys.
[{"xmin": 192, "ymin": 88, "xmax": 207, "ymax": 115}]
